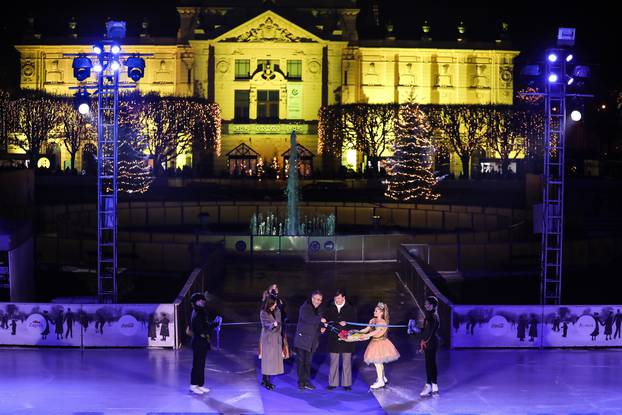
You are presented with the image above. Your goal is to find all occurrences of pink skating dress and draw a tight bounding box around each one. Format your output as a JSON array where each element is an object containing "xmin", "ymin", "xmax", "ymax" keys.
[{"xmin": 363, "ymin": 318, "xmax": 400, "ymax": 364}]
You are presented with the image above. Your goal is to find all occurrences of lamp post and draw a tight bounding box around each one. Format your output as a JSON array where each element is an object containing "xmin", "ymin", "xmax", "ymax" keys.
[{"xmin": 66, "ymin": 21, "xmax": 151, "ymax": 303}]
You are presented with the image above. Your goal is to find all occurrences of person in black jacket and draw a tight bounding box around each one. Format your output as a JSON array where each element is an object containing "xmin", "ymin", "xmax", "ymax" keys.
[
  {"xmin": 419, "ymin": 296, "xmax": 440, "ymax": 397},
  {"xmin": 294, "ymin": 290, "xmax": 326, "ymax": 390},
  {"xmin": 189, "ymin": 292, "xmax": 212, "ymax": 395},
  {"xmin": 324, "ymin": 288, "xmax": 357, "ymax": 391}
]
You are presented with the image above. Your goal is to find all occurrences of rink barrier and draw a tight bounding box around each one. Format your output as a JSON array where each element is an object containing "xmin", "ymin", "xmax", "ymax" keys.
[
  {"xmin": 0, "ymin": 302, "xmax": 175, "ymax": 348},
  {"xmin": 398, "ymin": 244, "xmax": 622, "ymax": 349}
]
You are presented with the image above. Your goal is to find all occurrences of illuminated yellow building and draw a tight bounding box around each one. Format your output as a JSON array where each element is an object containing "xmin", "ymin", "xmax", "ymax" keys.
[{"xmin": 13, "ymin": 1, "xmax": 519, "ymax": 176}]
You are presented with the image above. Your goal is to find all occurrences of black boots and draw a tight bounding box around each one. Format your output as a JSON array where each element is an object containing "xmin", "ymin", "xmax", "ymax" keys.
[{"xmin": 261, "ymin": 375, "xmax": 275, "ymax": 390}]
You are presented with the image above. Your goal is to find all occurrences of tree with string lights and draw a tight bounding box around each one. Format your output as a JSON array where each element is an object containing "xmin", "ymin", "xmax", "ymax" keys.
[
  {"xmin": 58, "ymin": 100, "xmax": 95, "ymax": 171},
  {"xmin": 425, "ymin": 104, "xmax": 490, "ymax": 179},
  {"xmin": 9, "ymin": 89, "xmax": 62, "ymax": 168},
  {"xmin": 384, "ymin": 103, "xmax": 439, "ymax": 201},
  {"xmin": 117, "ymin": 133, "xmax": 153, "ymax": 194},
  {"xmin": 0, "ymin": 89, "xmax": 15, "ymax": 153}
]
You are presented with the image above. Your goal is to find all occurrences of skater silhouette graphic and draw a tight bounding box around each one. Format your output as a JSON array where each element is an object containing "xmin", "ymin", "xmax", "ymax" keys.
[
  {"xmin": 552, "ymin": 316, "xmax": 560, "ymax": 332},
  {"xmin": 604, "ymin": 312, "xmax": 614, "ymax": 341},
  {"xmin": 148, "ymin": 314, "xmax": 157, "ymax": 341},
  {"xmin": 159, "ymin": 314, "xmax": 170, "ymax": 341},
  {"xmin": 65, "ymin": 308, "xmax": 74, "ymax": 339},
  {"xmin": 41, "ymin": 311, "xmax": 50, "ymax": 340},
  {"xmin": 517, "ymin": 315, "xmax": 527, "ymax": 341},
  {"xmin": 466, "ymin": 315, "xmax": 476, "ymax": 335},
  {"xmin": 528, "ymin": 315, "xmax": 538, "ymax": 342},
  {"xmin": 614, "ymin": 310, "xmax": 622, "ymax": 340},
  {"xmin": 590, "ymin": 312, "xmax": 603, "ymax": 341},
  {"xmin": 55, "ymin": 310, "xmax": 64, "ymax": 340}
]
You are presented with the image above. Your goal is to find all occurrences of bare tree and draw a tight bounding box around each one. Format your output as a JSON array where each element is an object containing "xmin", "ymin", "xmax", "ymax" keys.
[
  {"xmin": 318, "ymin": 105, "xmax": 347, "ymax": 176},
  {"xmin": 427, "ymin": 105, "xmax": 490, "ymax": 179},
  {"xmin": 58, "ymin": 100, "xmax": 95, "ymax": 171},
  {"xmin": 0, "ymin": 89, "xmax": 14, "ymax": 153},
  {"xmin": 130, "ymin": 93, "xmax": 194, "ymax": 175},
  {"xmin": 487, "ymin": 106, "xmax": 525, "ymax": 176},
  {"xmin": 10, "ymin": 90, "xmax": 62, "ymax": 168},
  {"xmin": 343, "ymin": 103, "xmax": 399, "ymax": 172}
]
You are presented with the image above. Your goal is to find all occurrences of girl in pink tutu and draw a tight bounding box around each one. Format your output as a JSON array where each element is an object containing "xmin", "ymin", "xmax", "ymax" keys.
[{"xmin": 359, "ymin": 302, "xmax": 400, "ymax": 389}]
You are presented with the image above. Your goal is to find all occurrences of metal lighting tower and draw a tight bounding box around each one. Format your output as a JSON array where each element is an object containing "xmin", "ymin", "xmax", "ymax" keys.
[
  {"xmin": 539, "ymin": 28, "xmax": 592, "ymax": 305},
  {"xmin": 541, "ymin": 46, "xmax": 567, "ymax": 305},
  {"xmin": 67, "ymin": 21, "xmax": 149, "ymax": 303}
]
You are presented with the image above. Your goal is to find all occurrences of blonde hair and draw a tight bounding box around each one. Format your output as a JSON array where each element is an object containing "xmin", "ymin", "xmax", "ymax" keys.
[{"xmin": 376, "ymin": 302, "xmax": 390, "ymax": 324}]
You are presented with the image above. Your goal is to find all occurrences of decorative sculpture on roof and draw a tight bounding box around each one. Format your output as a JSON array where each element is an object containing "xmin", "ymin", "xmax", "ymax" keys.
[{"xmin": 223, "ymin": 17, "xmax": 314, "ymax": 43}]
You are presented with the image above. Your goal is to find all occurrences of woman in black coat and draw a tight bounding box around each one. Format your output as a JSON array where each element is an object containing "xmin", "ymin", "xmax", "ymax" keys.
[{"xmin": 293, "ymin": 290, "xmax": 326, "ymax": 390}]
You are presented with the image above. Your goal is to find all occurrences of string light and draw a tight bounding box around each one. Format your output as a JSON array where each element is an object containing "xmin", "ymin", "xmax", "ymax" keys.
[{"xmin": 384, "ymin": 103, "xmax": 439, "ymax": 201}]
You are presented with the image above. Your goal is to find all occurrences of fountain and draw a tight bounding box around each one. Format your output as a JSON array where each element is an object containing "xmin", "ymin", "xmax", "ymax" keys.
[
  {"xmin": 286, "ymin": 131, "xmax": 300, "ymax": 236},
  {"xmin": 248, "ymin": 131, "xmax": 336, "ymax": 237},
  {"xmin": 249, "ymin": 211, "xmax": 335, "ymax": 236}
]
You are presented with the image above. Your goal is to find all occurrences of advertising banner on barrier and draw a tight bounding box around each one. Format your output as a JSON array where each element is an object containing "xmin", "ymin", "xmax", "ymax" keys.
[
  {"xmin": 81, "ymin": 303, "xmax": 175, "ymax": 348},
  {"xmin": 452, "ymin": 305, "xmax": 622, "ymax": 348},
  {"xmin": 0, "ymin": 302, "xmax": 175, "ymax": 348},
  {"xmin": 0, "ymin": 303, "xmax": 82, "ymax": 347}
]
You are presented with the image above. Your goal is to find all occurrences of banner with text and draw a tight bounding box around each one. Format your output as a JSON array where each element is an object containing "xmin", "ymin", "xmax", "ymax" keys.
[{"xmin": 451, "ymin": 305, "xmax": 622, "ymax": 348}]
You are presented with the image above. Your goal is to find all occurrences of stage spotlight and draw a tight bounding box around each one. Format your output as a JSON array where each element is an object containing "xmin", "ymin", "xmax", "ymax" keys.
[
  {"xmin": 74, "ymin": 89, "xmax": 91, "ymax": 114},
  {"xmin": 110, "ymin": 60, "xmax": 120, "ymax": 72},
  {"xmin": 572, "ymin": 65, "xmax": 591, "ymax": 78},
  {"xmin": 566, "ymin": 76, "xmax": 574, "ymax": 85},
  {"xmin": 548, "ymin": 73, "xmax": 558, "ymax": 83},
  {"xmin": 111, "ymin": 44, "xmax": 121, "ymax": 54},
  {"xmin": 548, "ymin": 53, "xmax": 558, "ymax": 62},
  {"xmin": 93, "ymin": 63, "xmax": 103, "ymax": 73},
  {"xmin": 93, "ymin": 44, "xmax": 102, "ymax": 54},
  {"xmin": 570, "ymin": 110, "xmax": 582, "ymax": 121},
  {"xmin": 126, "ymin": 56, "xmax": 145, "ymax": 81},
  {"xmin": 521, "ymin": 64, "xmax": 541, "ymax": 76},
  {"xmin": 565, "ymin": 54, "xmax": 573, "ymax": 62},
  {"xmin": 106, "ymin": 21, "xmax": 126, "ymax": 39},
  {"xmin": 72, "ymin": 55, "xmax": 92, "ymax": 81}
]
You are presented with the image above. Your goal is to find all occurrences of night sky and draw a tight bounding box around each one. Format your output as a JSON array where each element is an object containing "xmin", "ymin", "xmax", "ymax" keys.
[{"xmin": 0, "ymin": 0, "xmax": 618, "ymax": 95}]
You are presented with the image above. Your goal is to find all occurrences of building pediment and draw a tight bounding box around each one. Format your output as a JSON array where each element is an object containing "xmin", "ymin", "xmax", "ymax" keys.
[{"xmin": 215, "ymin": 11, "xmax": 321, "ymax": 43}]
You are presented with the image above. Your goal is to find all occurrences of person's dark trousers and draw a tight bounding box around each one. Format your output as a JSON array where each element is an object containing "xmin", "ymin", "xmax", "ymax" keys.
[
  {"xmin": 296, "ymin": 348, "xmax": 313, "ymax": 386},
  {"xmin": 424, "ymin": 342, "xmax": 438, "ymax": 384},
  {"xmin": 191, "ymin": 340, "xmax": 209, "ymax": 386}
]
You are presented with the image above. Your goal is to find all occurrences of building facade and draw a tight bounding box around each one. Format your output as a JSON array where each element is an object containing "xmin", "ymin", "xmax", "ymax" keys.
[{"xmin": 13, "ymin": 1, "xmax": 519, "ymax": 176}]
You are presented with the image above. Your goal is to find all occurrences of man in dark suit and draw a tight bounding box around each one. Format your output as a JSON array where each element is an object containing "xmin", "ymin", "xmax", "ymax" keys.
[
  {"xmin": 324, "ymin": 288, "xmax": 357, "ymax": 391},
  {"xmin": 294, "ymin": 290, "xmax": 326, "ymax": 391}
]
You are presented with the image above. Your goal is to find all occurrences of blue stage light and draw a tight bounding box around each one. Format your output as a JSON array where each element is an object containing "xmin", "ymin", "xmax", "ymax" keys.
[
  {"xmin": 565, "ymin": 54, "xmax": 573, "ymax": 62},
  {"xmin": 93, "ymin": 45, "xmax": 102, "ymax": 54},
  {"xmin": 111, "ymin": 44, "xmax": 121, "ymax": 54},
  {"xmin": 72, "ymin": 56, "xmax": 92, "ymax": 81},
  {"xmin": 547, "ymin": 53, "xmax": 558, "ymax": 62},
  {"xmin": 548, "ymin": 73, "xmax": 558, "ymax": 83},
  {"xmin": 93, "ymin": 63, "xmax": 103, "ymax": 73},
  {"xmin": 126, "ymin": 56, "xmax": 146, "ymax": 82},
  {"xmin": 110, "ymin": 60, "xmax": 121, "ymax": 72}
]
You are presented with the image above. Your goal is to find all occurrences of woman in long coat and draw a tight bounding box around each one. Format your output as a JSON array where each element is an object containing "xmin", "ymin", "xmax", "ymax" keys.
[{"xmin": 260, "ymin": 296, "xmax": 284, "ymax": 390}]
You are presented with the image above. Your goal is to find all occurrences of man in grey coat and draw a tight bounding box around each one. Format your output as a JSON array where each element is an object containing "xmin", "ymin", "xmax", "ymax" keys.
[{"xmin": 294, "ymin": 290, "xmax": 326, "ymax": 390}]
